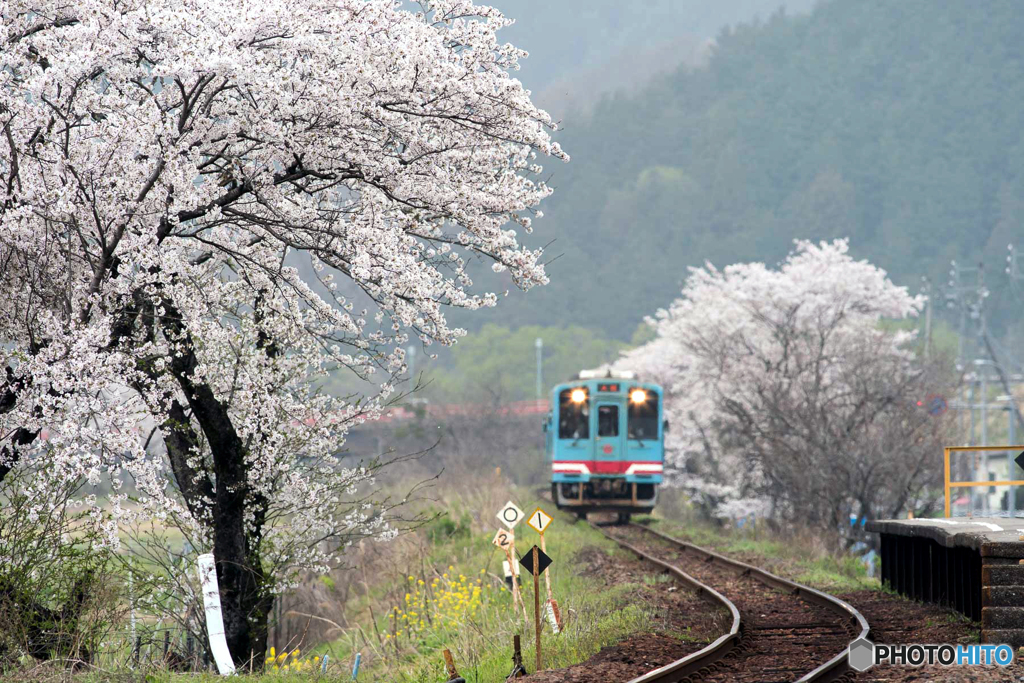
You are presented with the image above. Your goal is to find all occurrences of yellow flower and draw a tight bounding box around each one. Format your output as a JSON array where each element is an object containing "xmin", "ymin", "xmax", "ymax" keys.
[{"xmin": 269, "ymin": 647, "xmax": 276, "ymax": 658}]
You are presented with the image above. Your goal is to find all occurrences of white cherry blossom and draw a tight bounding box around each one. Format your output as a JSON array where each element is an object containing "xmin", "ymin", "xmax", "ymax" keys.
[
  {"xmin": 0, "ymin": 0, "xmax": 564, "ymax": 664},
  {"xmin": 618, "ymin": 240, "xmax": 925, "ymax": 520}
]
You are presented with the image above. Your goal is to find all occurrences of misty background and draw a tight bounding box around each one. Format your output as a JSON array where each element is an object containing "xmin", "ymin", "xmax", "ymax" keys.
[{"xmin": 376, "ymin": 0, "xmax": 1024, "ymax": 402}]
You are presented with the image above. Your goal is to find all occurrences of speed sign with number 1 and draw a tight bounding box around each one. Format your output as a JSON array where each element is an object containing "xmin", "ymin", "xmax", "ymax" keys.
[{"xmin": 527, "ymin": 507, "xmax": 553, "ymax": 535}]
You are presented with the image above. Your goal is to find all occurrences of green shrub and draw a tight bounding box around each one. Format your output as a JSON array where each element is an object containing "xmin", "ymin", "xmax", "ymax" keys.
[{"xmin": 425, "ymin": 511, "xmax": 472, "ymax": 545}]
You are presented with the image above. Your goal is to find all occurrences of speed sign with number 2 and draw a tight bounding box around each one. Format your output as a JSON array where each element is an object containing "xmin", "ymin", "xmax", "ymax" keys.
[{"xmin": 492, "ymin": 528, "xmax": 514, "ymax": 550}]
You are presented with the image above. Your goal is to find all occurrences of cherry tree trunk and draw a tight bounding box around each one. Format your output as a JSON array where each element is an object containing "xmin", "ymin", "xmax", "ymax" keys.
[{"xmin": 212, "ymin": 456, "xmax": 273, "ymax": 669}]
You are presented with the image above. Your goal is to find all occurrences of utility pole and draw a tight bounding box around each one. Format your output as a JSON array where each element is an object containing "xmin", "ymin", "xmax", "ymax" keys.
[
  {"xmin": 948, "ymin": 261, "xmax": 970, "ymax": 444},
  {"xmin": 407, "ymin": 345, "xmax": 417, "ymax": 385},
  {"xmin": 975, "ymin": 261, "xmax": 987, "ymax": 513},
  {"xmin": 945, "ymin": 251, "xmax": 1024, "ymax": 516},
  {"xmin": 535, "ymin": 338, "xmax": 543, "ymax": 400},
  {"xmin": 1007, "ymin": 400, "xmax": 1017, "ymax": 518},
  {"xmin": 948, "ymin": 261, "xmax": 967, "ymax": 373},
  {"xmin": 947, "ymin": 260, "xmax": 986, "ymax": 446},
  {"xmin": 969, "ymin": 382, "xmax": 975, "ymax": 447},
  {"xmin": 982, "ymin": 367, "xmax": 989, "ymax": 446},
  {"xmin": 982, "ymin": 331, "xmax": 1024, "ymax": 435},
  {"xmin": 922, "ymin": 276, "xmax": 933, "ymax": 360}
]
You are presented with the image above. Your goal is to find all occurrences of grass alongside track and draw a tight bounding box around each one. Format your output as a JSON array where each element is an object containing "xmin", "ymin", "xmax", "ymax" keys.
[
  {"xmin": 54, "ymin": 491, "xmax": 666, "ymax": 683},
  {"xmin": 642, "ymin": 513, "xmax": 879, "ymax": 593},
  {"xmin": 18, "ymin": 486, "xmax": 880, "ymax": 683},
  {"xmin": 300, "ymin": 492, "xmax": 878, "ymax": 682},
  {"xmin": 315, "ymin": 491, "xmax": 667, "ymax": 683}
]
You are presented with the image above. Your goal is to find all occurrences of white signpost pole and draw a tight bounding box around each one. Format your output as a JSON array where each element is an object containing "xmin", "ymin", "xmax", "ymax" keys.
[
  {"xmin": 496, "ymin": 502, "xmax": 529, "ymax": 626},
  {"xmin": 197, "ymin": 553, "xmax": 237, "ymax": 676}
]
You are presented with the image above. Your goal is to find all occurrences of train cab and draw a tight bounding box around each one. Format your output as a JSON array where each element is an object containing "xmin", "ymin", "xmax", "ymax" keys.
[{"xmin": 544, "ymin": 370, "xmax": 665, "ymax": 522}]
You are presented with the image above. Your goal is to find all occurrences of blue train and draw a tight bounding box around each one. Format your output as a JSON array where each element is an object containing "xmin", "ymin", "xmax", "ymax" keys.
[{"xmin": 544, "ymin": 370, "xmax": 665, "ymax": 523}]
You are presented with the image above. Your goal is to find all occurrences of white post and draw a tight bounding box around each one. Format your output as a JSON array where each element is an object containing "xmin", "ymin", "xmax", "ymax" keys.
[
  {"xmin": 197, "ymin": 554, "xmax": 237, "ymax": 675},
  {"xmin": 922, "ymin": 276, "xmax": 932, "ymax": 360},
  {"xmin": 128, "ymin": 572, "xmax": 136, "ymax": 652},
  {"xmin": 1008, "ymin": 401, "xmax": 1017, "ymax": 518},
  {"xmin": 535, "ymin": 337, "xmax": 543, "ymax": 400}
]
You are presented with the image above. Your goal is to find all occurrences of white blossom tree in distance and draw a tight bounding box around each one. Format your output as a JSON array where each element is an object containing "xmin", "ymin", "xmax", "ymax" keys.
[{"xmin": 619, "ymin": 240, "xmax": 951, "ymax": 537}]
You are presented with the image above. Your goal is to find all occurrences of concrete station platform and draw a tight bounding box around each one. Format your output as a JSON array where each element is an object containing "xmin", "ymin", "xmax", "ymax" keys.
[{"xmin": 867, "ymin": 517, "xmax": 1024, "ymax": 646}]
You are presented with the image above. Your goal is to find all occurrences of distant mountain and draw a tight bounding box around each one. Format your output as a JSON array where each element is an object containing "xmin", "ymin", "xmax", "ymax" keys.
[
  {"xmin": 460, "ymin": 0, "xmax": 1024, "ymax": 339},
  {"xmin": 493, "ymin": 0, "xmax": 818, "ymax": 116}
]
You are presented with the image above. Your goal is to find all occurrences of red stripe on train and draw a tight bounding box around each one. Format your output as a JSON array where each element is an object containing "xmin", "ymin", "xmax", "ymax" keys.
[{"xmin": 551, "ymin": 461, "xmax": 662, "ymax": 475}]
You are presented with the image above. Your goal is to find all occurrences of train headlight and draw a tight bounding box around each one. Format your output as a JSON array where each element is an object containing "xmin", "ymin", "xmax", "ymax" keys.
[
  {"xmin": 630, "ymin": 389, "xmax": 647, "ymax": 404},
  {"xmin": 570, "ymin": 388, "xmax": 587, "ymax": 404}
]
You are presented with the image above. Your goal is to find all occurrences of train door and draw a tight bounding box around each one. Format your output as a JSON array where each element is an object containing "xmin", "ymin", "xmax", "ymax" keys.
[{"xmin": 594, "ymin": 401, "xmax": 624, "ymax": 471}]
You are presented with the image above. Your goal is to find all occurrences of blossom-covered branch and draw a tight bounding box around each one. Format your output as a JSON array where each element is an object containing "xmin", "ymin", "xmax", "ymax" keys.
[{"xmin": 0, "ymin": 0, "xmax": 565, "ymax": 665}]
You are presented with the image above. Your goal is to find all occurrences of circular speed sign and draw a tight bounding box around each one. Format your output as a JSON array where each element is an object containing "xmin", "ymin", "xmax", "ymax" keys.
[{"xmin": 497, "ymin": 501, "xmax": 525, "ymax": 529}]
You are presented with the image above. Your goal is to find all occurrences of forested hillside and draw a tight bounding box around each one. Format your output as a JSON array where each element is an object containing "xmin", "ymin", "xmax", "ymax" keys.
[
  {"xmin": 493, "ymin": 0, "xmax": 817, "ymax": 115},
  {"xmin": 465, "ymin": 0, "xmax": 1024, "ymax": 338}
]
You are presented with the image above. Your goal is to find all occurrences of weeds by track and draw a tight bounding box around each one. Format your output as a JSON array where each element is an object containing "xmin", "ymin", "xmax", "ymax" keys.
[{"xmin": 596, "ymin": 521, "xmax": 869, "ymax": 683}]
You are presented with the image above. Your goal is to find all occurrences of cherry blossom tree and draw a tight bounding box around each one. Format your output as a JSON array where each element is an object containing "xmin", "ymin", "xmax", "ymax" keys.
[
  {"xmin": 1, "ymin": 0, "xmax": 565, "ymax": 665},
  {"xmin": 619, "ymin": 240, "xmax": 950, "ymax": 538}
]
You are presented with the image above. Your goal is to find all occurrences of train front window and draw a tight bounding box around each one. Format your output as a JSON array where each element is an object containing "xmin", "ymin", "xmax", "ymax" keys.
[
  {"xmin": 558, "ymin": 389, "xmax": 589, "ymax": 439},
  {"xmin": 628, "ymin": 390, "xmax": 659, "ymax": 440},
  {"xmin": 598, "ymin": 405, "xmax": 619, "ymax": 437}
]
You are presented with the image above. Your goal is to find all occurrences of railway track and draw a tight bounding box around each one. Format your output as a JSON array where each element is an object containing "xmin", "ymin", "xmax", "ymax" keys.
[{"xmin": 596, "ymin": 521, "xmax": 870, "ymax": 683}]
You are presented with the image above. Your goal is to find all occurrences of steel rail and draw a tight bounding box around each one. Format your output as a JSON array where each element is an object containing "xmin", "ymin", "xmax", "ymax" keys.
[
  {"xmin": 597, "ymin": 522, "xmax": 870, "ymax": 683},
  {"xmin": 591, "ymin": 523, "xmax": 742, "ymax": 682}
]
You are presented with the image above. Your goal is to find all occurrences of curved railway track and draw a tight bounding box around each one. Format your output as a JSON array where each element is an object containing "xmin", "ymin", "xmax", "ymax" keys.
[{"xmin": 596, "ymin": 522, "xmax": 870, "ymax": 683}]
